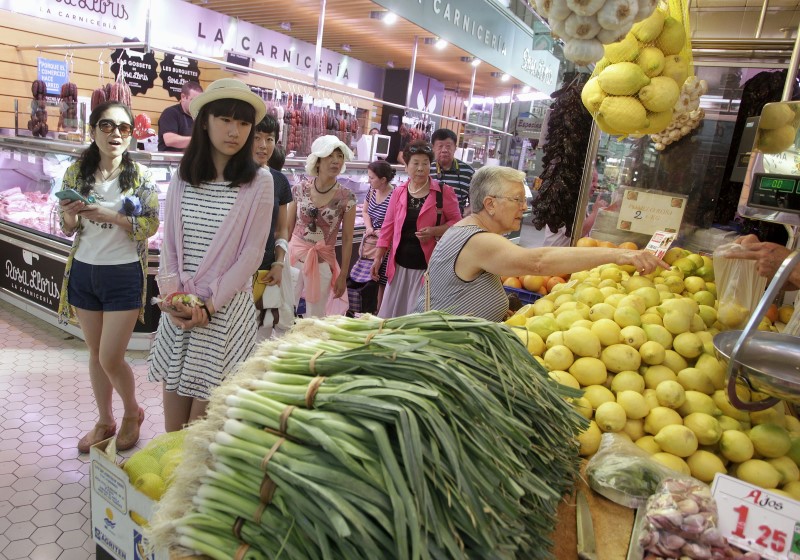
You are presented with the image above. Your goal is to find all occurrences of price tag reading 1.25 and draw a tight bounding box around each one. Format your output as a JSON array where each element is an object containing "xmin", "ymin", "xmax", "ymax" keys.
[{"xmin": 712, "ymin": 474, "xmax": 800, "ymax": 560}]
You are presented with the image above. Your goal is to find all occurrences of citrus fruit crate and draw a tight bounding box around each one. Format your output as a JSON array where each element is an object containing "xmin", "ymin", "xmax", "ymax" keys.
[{"xmin": 504, "ymin": 286, "xmax": 542, "ymax": 305}]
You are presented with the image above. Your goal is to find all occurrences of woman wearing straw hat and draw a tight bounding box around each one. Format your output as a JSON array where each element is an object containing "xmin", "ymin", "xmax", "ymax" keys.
[
  {"xmin": 148, "ymin": 78, "xmax": 274, "ymax": 431},
  {"xmin": 287, "ymin": 135, "xmax": 357, "ymax": 318}
]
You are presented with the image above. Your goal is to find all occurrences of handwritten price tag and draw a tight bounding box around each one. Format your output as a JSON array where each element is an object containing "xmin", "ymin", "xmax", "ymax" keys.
[
  {"xmin": 712, "ymin": 474, "xmax": 800, "ymax": 559},
  {"xmin": 617, "ymin": 189, "xmax": 687, "ymax": 236}
]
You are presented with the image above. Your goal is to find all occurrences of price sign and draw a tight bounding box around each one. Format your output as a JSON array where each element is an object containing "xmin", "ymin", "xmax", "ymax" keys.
[
  {"xmin": 617, "ymin": 189, "xmax": 687, "ymax": 235},
  {"xmin": 644, "ymin": 231, "xmax": 678, "ymax": 260},
  {"xmin": 712, "ymin": 474, "xmax": 800, "ymax": 559}
]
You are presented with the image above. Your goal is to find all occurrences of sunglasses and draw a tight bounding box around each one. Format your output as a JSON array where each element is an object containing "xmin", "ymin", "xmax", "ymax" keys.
[
  {"xmin": 96, "ymin": 119, "xmax": 133, "ymax": 137},
  {"xmin": 308, "ymin": 207, "xmax": 319, "ymax": 232},
  {"xmin": 407, "ymin": 145, "xmax": 433, "ymax": 156}
]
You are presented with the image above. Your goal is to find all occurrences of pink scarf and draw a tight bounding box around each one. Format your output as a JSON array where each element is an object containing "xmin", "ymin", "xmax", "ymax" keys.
[{"xmin": 289, "ymin": 236, "xmax": 340, "ymax": 304}]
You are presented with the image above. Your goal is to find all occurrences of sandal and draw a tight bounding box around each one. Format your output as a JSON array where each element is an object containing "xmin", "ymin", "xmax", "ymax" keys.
[
  {"xmin": 77, "ymin": 422, "xmax": 117, "ymax": 453},
  {"xmin": 116, "ymin": 407, "xmax": 145, "ymax": 451}
]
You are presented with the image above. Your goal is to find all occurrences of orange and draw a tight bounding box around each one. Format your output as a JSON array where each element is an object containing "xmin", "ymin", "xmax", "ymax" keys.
[
  {"xmin": 765, "ymin": 304, "xmax": 779, "ymax": 324},
  {"xmin": 522, "ymin": 275, "xmax": 546, "ymax": 292},
  {"xmin": 597, "ymin": 241, "xmax": 617, "ymax": 248},
  {"xmin": 618, "ymin": 241, "xmax": 638, "ymax": 250},
  {"xmin": 537, "ymin": 286, "xmax": 548, "ymax": 295},
  {"xmin": 576, "ymin": 237, "xmax": 598, "ymax": 247},
  {"xmin": 546, "ymin": 276, "xmax": 567, "ymax": 292},
  {"xmin": 503, "ymin": 277, "xmax": 523, "ymax": 289}
]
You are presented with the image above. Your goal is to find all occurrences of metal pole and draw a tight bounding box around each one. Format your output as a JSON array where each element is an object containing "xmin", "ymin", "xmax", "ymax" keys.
[
  {"xmin": 16, "ymin": 42, "xmax": 146, "ymax": 51},
  {"xmin": 502, "ymin": 85, "xmax": 515, "ymax": 165},
  {"xmin": 570, "ymin": 122, "xmax": 601, "ymax": 246},
  {"xmin": 464, "ymin": 64, "xmax": 478, "ymax": 143},
  {"xmin": 313, "ymin": 0, "xmax": 327, "ymax": 88},
  {"xmin": 781, "ymin": 22, "xmax": 800, "ymax": 100},
  {"xmin": 405, "ymin": 36, "xmax": 419, "ymax": 109},
  {"xmin": 755, "ymin": 0, "xmax": 770, "ymax": 38},
  {"xmin": 144, "ymin": 0, "xmax": 152, "ymax": 53}
]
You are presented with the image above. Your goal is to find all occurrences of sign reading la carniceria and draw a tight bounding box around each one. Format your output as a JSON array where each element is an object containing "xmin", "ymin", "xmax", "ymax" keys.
[
  {"xmin": 0, "ymin": 0, "xmax": 148, "ymax": 36},
  {"xmin": 1, "ymin": 242, "xmax": 62, "ymax": 313}
]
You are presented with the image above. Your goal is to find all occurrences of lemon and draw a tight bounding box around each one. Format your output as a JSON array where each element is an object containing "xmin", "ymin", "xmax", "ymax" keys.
[
  {"xmin": 737, "ymin": 459, "xmax": 782, "ymax": 489},
  {"xmin": 549, "ymin": 370, "xmax": 581, "ymax": 390},
  {"xmin": 678, "ymin": 391, "xmax": 719, "ymax": 417},
  {"xmin": 759, "ymin": 102, "xmax": 796, "ymax": 130},
  {"xmin": 617, "ymin": 390, "xmax": 650, "ymax": 420},
  {"xmin": 749, "ymin": 423, "xmax": 792, "ymax": 458},
  {"xmin": 662, "ymin": 350, "xmax": 688, "ymax": 374},
  {"xmin": 655, "ymin": 380, "xmax": 686, "ymax": 409},
  {"xmin": 576, "ymin": 286, "xmax": 605, "ymax": 307},
  {"xmin": 643, "ymin": 388, "xmax": 660, "ymax": 411},
  {"xmin": 662, "ymin": 310, "xmax": 691, "ymax": 334},
  {"xmin": 526, "ymin": 315, "xmax": 559, "ymax": 341},
  {"xmin": 717, "ymin": 416, "xmax": 743, "ymax": 432},
  {"xmin": 130, "ymin": 511, "xmax": 149, "ymax": 527},
  {"xmin": 611, "ymin": 370, "xmax": 646, "ymax": 393},
  {"xmin": 656, "ymin": 16, "xmax": 686, "ymax": 55},
  {"xmin": 768, "ymin": 456, "xmax": 800, "ymax": 484},
  {"xmin": 694, "ymin": 354, "xmax": 726, "ymax": 391},
  {"xmin": 619, "ymin": 326, "xmax": 647, "ymax": 349},
  {"xmin": 654, "ymin": 424, "xmax": 698, "ymax": 457},
  {"xmin": 786, "ymin": 416, "xmax": 800, "ymax": 432},
  {"xmin": 686, "ymin": 450, "xmax": 727, "ymax": 483},
  {"xmin": 589, "ymin": 302, "xmax": 616, "ymax": 322},
  {"xmin": 595, "ymin": 402, "xmax": 627, "ymax": 432},
  {"xmin": 544, "ymin": 345, "xmax": 575, "ymax": 371},
  {"xmin": 570, "ymin": 357, "xmax": 608, "ymax": 386},
  {"xmin": 623, "ymin": 418, "xmax": 646, "ymax": 441},
  {"xmin": 683, "ymin": 412, "xmax": 722, "ymax": 445},
  {"xmin": 601, "ymin": 344, "xmax": 642, "ymax": 373},
  {"xmin": 614, "ymin": 305, "xmax": 642, "ymax": 328},
  {"xmin": 632, "ymin": 9, "xmax": 666, "ymax": 42},
  {"xmin": 639, "ymin": 341, "xmax": 666, "ymax": 365},
  {"xmin": 123, "ymin": 453, "xmax": 161, "ymax": 484},
  {"xmin": 717, "ymin": 302, "xmax": 749, "ymax": 328},
  {"xmin": 603, "ymin": 35, "xmax": 640, "ymax": 63},
  {"xmin": 637, "ymin": 46, "xmax": 665, "ymax": 78},
  {"xmin": 640, "ymin": 313, "xmax": 663, "ymax": 326},
  {"xmin": 644, "ymin": 365, "xmax": 678, "ymax": 389},
  {"xmin": 506, "ymin": 314, "xmax": 527, "ymax": 327},
  {"xmin": 556, "ymin": 309, "xmax": 586, "ymax": 330},
  {"xmin": 134, "ymin": 472, "xmax": 166, "ymax": 501},
  {"xmin": 599, "ymin": 96, "xmax": 649, "ymax": 134},
  {"xmin": 591, "ymin": 318, "xmax": 622, "ymax": 346},
  {"xmin": 644, "ymin": 406, "xmax": 683, "ymax": 435},
  {"xmin": 581, "ymin": 77, "xmax": 607, "ymax": 113},
  {"xmin": 677, "ymin": 367, "xmax": 715, "ymax": 395},
  {"xmin": 642, "ymin": 324, "xmax": 673, "ymax": 349},
  {"xmin": 564, "ymin": 327, "xmax": 602, "ymax": 358},
  {"xmin": 636, "ymin": 435, "xmax": 661, "ymax": 454},
  {"xmin": 712, "ymin": 389, "xmax": 750, "ymax": 422},
  {"xmin": 583, "ymin": 384, "xmax": 616, "ymax": 409},
  {"xmin": 578, "ymin": 420, "xmax": 603, "ymax": 456},
  {"xmin": 750, "ymin": 402, "xmax": 785, "ymax": 426},
  {"xmin": 639, "ymin": 76, "xmax": 681, "ymax": 113},
  {"xmin": 672, "ymin": 332, "xmax": 703, "ymax": 360},
  {"xmin": 719, "ymin": 430, "xmax": 755, "ymax": 463},
  {"xmin": 532, "ymin": 298, "xmax": 556, "ymax": 315},
  {"xmin": 605, "ymin": 293, "xmax": 626, "ymax": 307},
  {"xmin": 160, "ymin": 458, "xmax": 181, "ymax": 484},
  {"xmin": 598, "ymin": 62, "xmax": 651, "ymax": 96},
  {"xmin": 571, "ymin": 397, "xmax": 594, "ymax": 420},
  {"xmin": 546, "ymin": 331, "xmax": 566, "ymax": 349},
  {"xmin": 782, "ymin": 480, "xmax": 800, "ymax": 500},
  {"xmin": 651, "ymin": 452, "xmax": 691, "ymax": 475}
]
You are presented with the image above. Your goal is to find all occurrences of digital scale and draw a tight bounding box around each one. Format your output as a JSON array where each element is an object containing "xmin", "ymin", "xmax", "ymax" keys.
[{"xmin": 748, "ymin": 172, "xmax": 800, "ymax": 215}]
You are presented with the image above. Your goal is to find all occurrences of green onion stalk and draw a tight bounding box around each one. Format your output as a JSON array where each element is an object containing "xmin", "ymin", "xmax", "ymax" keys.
[{"xmin": 147, "ymin": 312, "xmax": 587, "ymax": 560}]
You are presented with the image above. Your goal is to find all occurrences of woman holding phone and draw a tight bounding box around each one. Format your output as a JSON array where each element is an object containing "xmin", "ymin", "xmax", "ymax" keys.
[
  {"xmin": 147, "ymin": 79, "xmax": 273, "ymax": 431},
  {"xmin": 57, "ymin": 100, "xmax": 160, "ymax": 453}
]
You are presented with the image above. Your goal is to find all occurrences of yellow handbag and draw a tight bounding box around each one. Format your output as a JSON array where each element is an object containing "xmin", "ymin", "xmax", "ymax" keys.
[{"xmin": 252, "ymin": 270, "xmax": 270, "ymax": 310}]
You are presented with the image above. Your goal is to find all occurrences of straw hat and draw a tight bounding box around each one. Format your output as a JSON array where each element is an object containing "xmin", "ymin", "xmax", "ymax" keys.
[
  {"xmin": 305, "ymin": 135, "xmax": 354, "ymax": 176},
  {"xmin": 189, "ymin": 78, "xmax": 267, "ymax": 123}
]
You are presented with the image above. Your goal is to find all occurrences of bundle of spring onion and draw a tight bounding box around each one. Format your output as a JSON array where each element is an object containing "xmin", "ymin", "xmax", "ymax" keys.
[{"xmin": 147, "ymin": 312, "xmax": 588, "ymax": 560}]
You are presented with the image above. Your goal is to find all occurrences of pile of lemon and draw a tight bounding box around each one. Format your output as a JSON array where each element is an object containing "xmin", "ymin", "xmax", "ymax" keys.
[{"xmin": 505, "ymin": 247, "xmax": 800, "ymax": 497}]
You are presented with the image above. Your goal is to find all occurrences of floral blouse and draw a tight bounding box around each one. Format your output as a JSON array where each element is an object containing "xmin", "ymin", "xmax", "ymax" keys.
[
  {"xmin": 57, "ymin": 161, "xmax": 160, "ymax": 324},
  {"xmin": 291, "ymin": 178, "xmax": 356, "ymax": 245}
]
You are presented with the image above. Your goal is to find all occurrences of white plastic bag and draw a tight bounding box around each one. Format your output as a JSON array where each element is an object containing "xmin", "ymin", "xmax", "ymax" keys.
[{"xmin": 713, "ymin": 243, "xmax": 767, "ymax": 329}]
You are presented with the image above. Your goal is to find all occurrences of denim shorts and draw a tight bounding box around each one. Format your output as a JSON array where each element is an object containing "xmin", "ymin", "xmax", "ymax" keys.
[{"xmin": 68, "ymin": 260, "xmax": 143, "ymax": 312}]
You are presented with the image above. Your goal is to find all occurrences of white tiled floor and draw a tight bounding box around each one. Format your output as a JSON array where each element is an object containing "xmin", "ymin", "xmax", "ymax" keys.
[{"xmin": 0, "ymin": 299, "xmax": 165, "ymax": 560}]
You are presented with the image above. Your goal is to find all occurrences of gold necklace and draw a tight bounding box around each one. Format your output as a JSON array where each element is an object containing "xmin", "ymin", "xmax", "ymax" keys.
[
  {"xmin": 408, "ymin": 177, "xmax": 429, "ymax": 196},
  {"xmin": 98, "ymin": 164, "xmax": 121, "ymax": 182}
]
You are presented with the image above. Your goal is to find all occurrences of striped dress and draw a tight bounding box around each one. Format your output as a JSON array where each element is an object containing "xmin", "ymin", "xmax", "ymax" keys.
[
  {"xmin": 148, "ymin": 182, "xmax": 256, "ymax": 399},
  {"xmin": 416, "ymin": 224, "xmax": 509, "ymax": 322}
]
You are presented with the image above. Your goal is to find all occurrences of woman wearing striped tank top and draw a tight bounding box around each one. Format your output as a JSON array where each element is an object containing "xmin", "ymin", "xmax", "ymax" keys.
[{"xmin": 419, "ymin": 166, "xmax": 669, "ymax": 322}]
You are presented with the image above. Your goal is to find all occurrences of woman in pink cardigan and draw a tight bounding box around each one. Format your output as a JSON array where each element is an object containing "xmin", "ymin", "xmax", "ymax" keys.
[{"xmin": 370, "ymin": 140, "xmax": 461, "ymax": 318}]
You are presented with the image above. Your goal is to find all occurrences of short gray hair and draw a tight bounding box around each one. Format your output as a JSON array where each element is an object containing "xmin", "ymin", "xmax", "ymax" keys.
[{"xmin": 470, "ymin": 166, "xmax": 526, "ymax": 212}]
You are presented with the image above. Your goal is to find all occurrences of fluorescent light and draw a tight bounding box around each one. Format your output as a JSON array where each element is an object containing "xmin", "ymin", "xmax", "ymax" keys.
[
  {"xmin": 280, "ymin": 22, "xmax": 291, "ymax": 31},
  {"xmin": 471, "ymin": 58, "xmax": 481, "ymax": 67},
  {"xmin": 342, "ymin": 44, "xmax": 352, "ymax": 52},
  {"xmin": 522, "ymin": 86, "xmax": 531, "ymax": 93},
  {"xmin": 384, "ymin": 12, "xmax": 398, "ymax": 24},
  {"xmin": 435, "ymin": 38, "xmax": 448, "ymax": 49},
  {"xmin": 501, "ymin": 73, "xmax": 510, "ymax": 81},
  {"xmin": 386, "ymin": 61, "xmax": 395, "ymax": 68}
]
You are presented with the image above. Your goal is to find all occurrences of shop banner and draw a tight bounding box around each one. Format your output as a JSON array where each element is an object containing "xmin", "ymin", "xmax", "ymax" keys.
[
  {"xmin": 0, "ymin": 239, "xmax": 63, "ymax": 313},
  {"xmin": 37, "ymin": 57, "xmax": 69, "ymax": 96},
  {"xmin": 0, "ymin": 0, "xmax": 148, "ymax": 37},
  {"xmin": 372, "ymin": 0, "xmax": 559, "ymax": 93},
  {"xmin": 110, "ymin": 39, "xmax": 158, "ymax": 96}
]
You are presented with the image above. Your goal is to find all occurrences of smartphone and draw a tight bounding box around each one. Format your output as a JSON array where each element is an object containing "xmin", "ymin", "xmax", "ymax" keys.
[{"xmin": 55, "ymin": 189, "xmax": 92, "ymax": 204}]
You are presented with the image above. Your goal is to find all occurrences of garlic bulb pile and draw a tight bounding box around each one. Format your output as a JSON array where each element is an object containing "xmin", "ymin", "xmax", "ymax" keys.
[
  {"xmin": 650, "ymin": 76, "xmax": 708, "ymax": 150},
  {"xmin": 536, "ymin": 0, "xmax": 658, "ymax": 65}
]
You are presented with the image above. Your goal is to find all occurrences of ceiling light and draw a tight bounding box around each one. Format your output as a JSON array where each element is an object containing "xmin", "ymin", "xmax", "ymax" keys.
[
  {"xmin": 501, "ymin": 73, "xmax": 510, "ymax": 81},
  {"xmin": 471, "ymin": 58, "xmax": 482, "ymax": 67},
  {"xmin": 522, "ymin": 85, "xmax": 531, "ymax": 93},
  {"xmin": 435, "ymin": 38, "xmax": 448, "ymax": 49},
  {"xmin": 384, "ymin": 12, "xmax": 398, "ymax": 24},
  {"xmin": 460, "ymin": 56, "xmax": 473, "ymax": 63},
  {"xmin": 280, "ymin": 22, "xmax": 291, "ymax": 31},
  {"xmin": 342, "ymin": 44, "xmax": 351, "ymax": 52},
  {"xmin": 386, "ymin": 61, "xmax": 395, "ymax": 68}
]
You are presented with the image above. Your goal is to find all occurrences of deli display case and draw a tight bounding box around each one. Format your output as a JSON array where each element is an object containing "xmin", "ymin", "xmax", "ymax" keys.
[{"xmin": 0, "ymin": 135, "xmax": 397, "ymax": 349}]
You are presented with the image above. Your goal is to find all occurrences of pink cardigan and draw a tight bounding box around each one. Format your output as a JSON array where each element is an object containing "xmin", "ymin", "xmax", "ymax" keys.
[
  {"xmin": 160, "ymin": 167, "xmax": 274, "ymax": 311},
  {"xmin": 377, "ymin": 178, "xmax": 461, "ymax": 282}
]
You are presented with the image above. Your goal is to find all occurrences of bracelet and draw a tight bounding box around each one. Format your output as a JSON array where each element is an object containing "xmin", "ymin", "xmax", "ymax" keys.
[
  {"xmin": 200, "ymin": 304, "xmax": 212, "ymax": 321},
  {"xmin": 270, "ymin": 261, "xmax": 284, "ymax": 268}
]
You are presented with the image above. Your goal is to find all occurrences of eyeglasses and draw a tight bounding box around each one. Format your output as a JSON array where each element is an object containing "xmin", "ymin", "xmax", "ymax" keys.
[
  {"xmin": 407, "ymin": 145, "xmax": 433, "ymax": 156},
  {"xmin": 492, "ymin": 195, "xmax": 528, "ymax": 207},
  {"xmin": 308, "ymin": 207, "xmax": 319, "ymax": 232},
  {"xmin": 96, "ymin": 119, "xmax": 133, "ymax": 137}
]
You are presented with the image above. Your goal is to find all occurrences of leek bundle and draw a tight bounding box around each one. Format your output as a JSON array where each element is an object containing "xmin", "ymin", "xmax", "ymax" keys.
[{"xmin": 148, "ymin": 313, "xmax": 587, "ymax": 560}]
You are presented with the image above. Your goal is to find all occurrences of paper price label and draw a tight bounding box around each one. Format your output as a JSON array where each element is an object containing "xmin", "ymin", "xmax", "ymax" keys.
[
  {"xmin": 644, "ymin": 231, "xmax": 677, "ymax": 259},
  {"xmin": 617, "ymin": 189, "xmax": 686, "ymax": 236},
  {"xmin": 712, "ymin": 474, "xmax": 800, "ymax": 560}
]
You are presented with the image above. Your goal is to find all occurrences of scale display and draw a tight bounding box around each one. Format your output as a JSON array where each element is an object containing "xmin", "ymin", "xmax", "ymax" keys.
[{"xmin": 748, "ymin": 173, "xmax": 800, "ymax": 215}]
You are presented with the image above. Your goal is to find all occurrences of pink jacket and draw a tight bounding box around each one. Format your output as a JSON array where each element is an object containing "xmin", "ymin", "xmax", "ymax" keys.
[
  {"xmin": 161, "ymin": 167, "xmax": 274, "ymax": 311},
  {"xmin": 377, "ymin": 178, "xmax": 461, "ymax": 282}
]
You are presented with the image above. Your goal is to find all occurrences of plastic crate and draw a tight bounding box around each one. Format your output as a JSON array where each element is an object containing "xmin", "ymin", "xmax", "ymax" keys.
[{"xmin": 504, "ymin": 286, "xmax": 542, "ymax": 305}]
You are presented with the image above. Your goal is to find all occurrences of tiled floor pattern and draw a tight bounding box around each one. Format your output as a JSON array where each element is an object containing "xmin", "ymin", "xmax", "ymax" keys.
[{"xmin": 0, "ymin": 299, "xmax": 165, "ymax": 560}]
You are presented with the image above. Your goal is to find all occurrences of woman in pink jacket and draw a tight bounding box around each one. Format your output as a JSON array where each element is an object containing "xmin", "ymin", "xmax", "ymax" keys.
[{"xmin": 370, "ymin": 140, "xmax": 461, "ymax": 318}]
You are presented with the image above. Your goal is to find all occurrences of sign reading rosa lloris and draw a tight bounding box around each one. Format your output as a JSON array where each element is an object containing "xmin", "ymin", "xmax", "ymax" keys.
[
  {"xmin": 110, "ymin": 38, "xmax": 158, "ymax": 96},
  {"xmin": 0, "ymin": 240, "xmax": 63, "ymax": 313},
  {"xmin": 617, "ymin": 189, "xmax": 687, "ymax": 236},
  {"xmin": 158, "ymin": 54, "xmax": 201, "ymax": 100},
  {"xmin": 0, "ymin": 0, "xmax": 148, "ymax": 37}
]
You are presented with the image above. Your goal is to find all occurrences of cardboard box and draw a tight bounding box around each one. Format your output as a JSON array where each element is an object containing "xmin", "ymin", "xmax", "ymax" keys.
[{"xmin": 90, "ymin": 438, "xmax": 168, "ymax": 560}]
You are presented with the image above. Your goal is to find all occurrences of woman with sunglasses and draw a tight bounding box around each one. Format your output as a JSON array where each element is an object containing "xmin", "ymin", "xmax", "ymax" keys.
[
  {"xmin": 57, "ymin": 101, "xmax": 160, "ymax": 452},
  {"xmin": 148, "ymin": 79, "xmax": 273, "ymax": 431},
  {"xmin": 370, "ymin": 139, "xmax": 461, "ymax": 318},
  {"xmin": 287, "ymin": 135, "xmax": 357, "ymax": 317},
  {"xmin": 420, "ymin": 166, "xmax": 668, "ymax": 321}
]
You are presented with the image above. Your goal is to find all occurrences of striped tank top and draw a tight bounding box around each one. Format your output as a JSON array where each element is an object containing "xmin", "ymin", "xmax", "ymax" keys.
[{"xmin": 418, "ymin": 224, "xmax": 509, "ymax": 322}]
